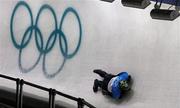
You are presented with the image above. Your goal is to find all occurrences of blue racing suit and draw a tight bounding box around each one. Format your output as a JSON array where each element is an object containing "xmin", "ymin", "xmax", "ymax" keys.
[{"xmin": 110, "ymin": 72, "xmax": 129, "ymax": 99}]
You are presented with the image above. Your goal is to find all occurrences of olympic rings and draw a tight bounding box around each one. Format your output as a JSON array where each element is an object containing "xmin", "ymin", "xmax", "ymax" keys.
[{"xmin": 10, "ymin": 1, "xmax": 82, "ymax": 78}]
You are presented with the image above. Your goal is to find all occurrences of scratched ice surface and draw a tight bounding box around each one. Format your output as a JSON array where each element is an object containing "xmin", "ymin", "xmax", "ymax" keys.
[{"xmin": 1, "ymin": 0, "xmax": 180, "ymax": 108}]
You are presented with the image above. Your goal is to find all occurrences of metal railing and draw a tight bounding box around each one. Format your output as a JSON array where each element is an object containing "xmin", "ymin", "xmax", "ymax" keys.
[{"xmin": 0, "ymin": 74, "xmax": 96, "ymax": 108}]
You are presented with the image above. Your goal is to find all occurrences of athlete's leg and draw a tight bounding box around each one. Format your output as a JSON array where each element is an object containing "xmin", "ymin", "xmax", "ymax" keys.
[
  {"xmin": 93, "ymin": 79, "xmax": 103, "ymax": 92},
  {"xmin": 93, "ymin": 69, "xmax": 107, "ymax": 78}
]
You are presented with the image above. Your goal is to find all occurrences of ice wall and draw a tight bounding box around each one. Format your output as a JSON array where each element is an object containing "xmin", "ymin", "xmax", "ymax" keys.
[{"xmin": 0, "ymin": 0, "xmax": 180, "ymax": 108}]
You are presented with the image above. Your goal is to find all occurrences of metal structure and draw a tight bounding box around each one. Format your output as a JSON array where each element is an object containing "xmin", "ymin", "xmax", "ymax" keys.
[
  {"xmin": 0, "ymin": 74, "xmax": 96, "ymax": 108},
  {"xmin": 100, "ymin": 0, "xmax": 180, "ymax": 21},
  {"xmin": 101, "ymin": 0, "xmax": 115, "ymax": 2},
  {"xmin": 150, "ymin": 0, "xmax": 180, "ymax": 20},
  {"xmin": 121, "ymin": 0, "xmax": 151, "ymax": 9}
]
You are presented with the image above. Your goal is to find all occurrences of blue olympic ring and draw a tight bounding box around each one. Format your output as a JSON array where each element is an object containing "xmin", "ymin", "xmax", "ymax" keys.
[{"xmin": 10, "ymin": 1, "xmax": 82, "ymax": 78}]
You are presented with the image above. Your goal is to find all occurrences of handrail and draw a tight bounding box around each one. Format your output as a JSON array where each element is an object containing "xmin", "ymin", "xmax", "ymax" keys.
[{"xmin": 0, "ymin": 74, "xmax": 96, "ymax": 108}]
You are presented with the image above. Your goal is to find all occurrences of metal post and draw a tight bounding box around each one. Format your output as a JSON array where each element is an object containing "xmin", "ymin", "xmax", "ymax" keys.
[
  {"xmin": 77, "ymin": 98, "xmax": 84, "ymax": 108},
  {"xmin": 19, "ymin": 79, "xmax": 24, "ymax": 108},
  {"xmin": 51, "ymin": 89, "xmax": 56, "ymax": 108},
  {"xmin": 49, "ymin": 88, "xmax": 52, "ymax": 108},
  {"xmin": 16, "ymin": 78, "xmax": 20, "ymax": 108}
]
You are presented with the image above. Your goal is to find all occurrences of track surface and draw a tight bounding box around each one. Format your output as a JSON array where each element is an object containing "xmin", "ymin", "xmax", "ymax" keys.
[{"xmin": 1, "ymin": 0, "xmax": 180, "ymax": 108}]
